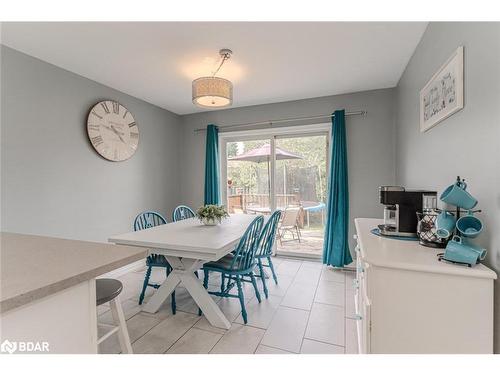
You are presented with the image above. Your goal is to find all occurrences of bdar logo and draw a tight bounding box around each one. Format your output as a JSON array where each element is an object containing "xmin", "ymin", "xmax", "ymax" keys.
[{"xmin": 1, "ymin": 339, "xmax": 17, "ymax": 354}]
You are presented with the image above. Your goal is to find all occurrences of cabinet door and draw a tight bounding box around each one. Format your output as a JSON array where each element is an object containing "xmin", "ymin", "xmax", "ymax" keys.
[{"xmin": 354, "ymin": 243, "xmax": 371, "ymax": 354}]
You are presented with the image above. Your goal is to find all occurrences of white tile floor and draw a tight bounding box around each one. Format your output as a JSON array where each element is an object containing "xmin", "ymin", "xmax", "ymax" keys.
[{"xmin": 98, "ymin": 257, "xmax": 359, "ymax": 354}]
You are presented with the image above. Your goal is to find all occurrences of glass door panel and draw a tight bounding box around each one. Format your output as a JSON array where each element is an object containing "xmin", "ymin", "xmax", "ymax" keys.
[
  {"xmin": 275, "ymin": 134, "xmax": 328, "ymax": 258},
  {"xmin": 223, "ymin": 130, "xmax": 329, "ymax": 259},
  {"xmin": 226, "ymin": 139, "xmax": 271, "ymax": 216}
]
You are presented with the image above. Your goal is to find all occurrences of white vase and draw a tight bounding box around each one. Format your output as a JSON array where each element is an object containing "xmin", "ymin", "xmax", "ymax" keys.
[{"xmin": 202, "ymin": 217, "xmax": 218, "ymax": 226}]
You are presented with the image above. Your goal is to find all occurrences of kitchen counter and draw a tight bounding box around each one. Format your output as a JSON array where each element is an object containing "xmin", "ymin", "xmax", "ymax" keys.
[
  {"xmin": 354, "ymin": 218, "xmax": 497, "ymax": 280},
  {"xmin": 354, "ymin": 218, "xmax": 496, "ymax": 354},
  {"xmin": 1, "ymin": 232, "xmax": 147, "ymax": 313}
]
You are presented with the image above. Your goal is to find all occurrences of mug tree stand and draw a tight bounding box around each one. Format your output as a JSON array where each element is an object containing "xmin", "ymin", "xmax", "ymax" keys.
[{"xmin": 437, "ymin": 176, "xmax": 482, "ymax": 267}]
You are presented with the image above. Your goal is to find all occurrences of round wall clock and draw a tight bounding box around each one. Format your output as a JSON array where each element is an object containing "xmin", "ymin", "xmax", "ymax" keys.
[{"xmin": 87, "ymin": 100, "xmax": 139, "ymax": 161}]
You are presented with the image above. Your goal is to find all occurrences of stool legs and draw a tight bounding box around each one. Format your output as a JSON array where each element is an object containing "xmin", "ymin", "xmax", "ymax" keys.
[{"xmin": 109, "ymin": 295, "xmax": 133, "ymax": 354}]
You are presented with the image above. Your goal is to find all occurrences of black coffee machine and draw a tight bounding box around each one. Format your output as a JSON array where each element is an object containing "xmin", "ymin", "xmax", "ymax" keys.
[{"xmin": 378, "ymin": 186, "xmax": 437, "ymax": 237}]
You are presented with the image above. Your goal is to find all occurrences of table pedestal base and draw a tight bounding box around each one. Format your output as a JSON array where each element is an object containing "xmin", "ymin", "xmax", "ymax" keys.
[{"xmin": 142, "ymin": 257, "xmax": 231, "ymax": 329}]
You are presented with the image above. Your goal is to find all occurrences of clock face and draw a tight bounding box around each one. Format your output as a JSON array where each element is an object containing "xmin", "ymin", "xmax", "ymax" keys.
[{"xmin": 87, "ymin": 100, "xmax": 139, "ymax": 161}]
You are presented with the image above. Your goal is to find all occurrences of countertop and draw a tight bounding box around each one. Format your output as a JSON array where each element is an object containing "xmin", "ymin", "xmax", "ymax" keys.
[
  {"xmin": 355, "ymin": 218, "xmax": 497, "ymax": 280},
  {"xmin": 1, "ymin": 232, "xmax": 147, "ymax": 313}
]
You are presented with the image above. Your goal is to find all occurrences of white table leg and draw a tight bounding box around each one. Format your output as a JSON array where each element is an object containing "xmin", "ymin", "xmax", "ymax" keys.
[
  {"xmin": 141, "ymin": 256, "xmax": 231, "ymax": 329},
  {"xmin": 181, "ymin": 271, "xmax": 231, "ymax": 329},
  {"xmin": 141, "ymin": 272, "xmax": 181, "ymax": 314}
]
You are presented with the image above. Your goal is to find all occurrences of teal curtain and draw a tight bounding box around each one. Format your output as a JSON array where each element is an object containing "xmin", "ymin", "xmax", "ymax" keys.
[
  {"xmin": 323, "ymin": 110, "xmax": 352, "ymax": 267},
  {"xmin": 204, "ymin": 124, "xmax": 220, "ymax": 205}
]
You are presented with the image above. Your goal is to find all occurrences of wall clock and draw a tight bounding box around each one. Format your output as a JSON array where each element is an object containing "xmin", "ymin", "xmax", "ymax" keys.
[{"xmin": 87, "ymin": 100, "xmax": 139, "ymax": 161}]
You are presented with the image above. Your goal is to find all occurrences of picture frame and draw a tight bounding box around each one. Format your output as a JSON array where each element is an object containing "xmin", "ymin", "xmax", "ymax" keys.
[{"xmin": 420, "ymin": 46, "xmax": 464, "ymax": 132}]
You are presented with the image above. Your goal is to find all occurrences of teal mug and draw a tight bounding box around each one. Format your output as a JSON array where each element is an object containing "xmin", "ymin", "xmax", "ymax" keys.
[
  {"xmin": 435, "ymin": 211, "xmax": 456, "ymax": 239},
  {"xmin": 440, "ymin": 181, "xmax": 478, "ymax": 210},
  {"xmin": 469, "ymin": 243, "xmax": 487, "ymax": 261},
  {"xmin": 456, "ymin": 213, "xmax": 483, "ymax": 239},
  {"xmin": 444, "ymin": 235, "xmax": 481, "ymax": 266}
]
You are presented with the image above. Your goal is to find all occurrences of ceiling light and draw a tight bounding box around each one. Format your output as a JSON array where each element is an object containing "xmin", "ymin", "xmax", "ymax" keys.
[{"xmin": 192, "ymin": 49, "xmax": 233, "ymax": 108}]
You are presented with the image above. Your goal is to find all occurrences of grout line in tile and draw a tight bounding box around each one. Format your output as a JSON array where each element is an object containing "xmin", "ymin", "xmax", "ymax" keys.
[
  {"xmin": 129, "ymin": 309, "xmax": 199, "ymax": 347},
  {"xmin": 302, "ymin": 337, "xmax": 346, "ymax": 350},
  {"xmin": 313, "ymin": 300, "xmax": 345, "ymax": 309},
  {"xmin": 254, "ymin": 343, "xmax": 295, "ymax": 354},
  {"xmin": 162, "ymin": 314, "xmax": 202, "ymax": 354},
  {"xmin": 298, "ymin": 260, "xmax": 322, "ymax": 354}
]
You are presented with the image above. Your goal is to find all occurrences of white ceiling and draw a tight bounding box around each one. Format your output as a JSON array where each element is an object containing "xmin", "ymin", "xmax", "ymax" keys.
[{"xmin": 2, "ymin": 22, "xmax": 427, "ymax": 115}]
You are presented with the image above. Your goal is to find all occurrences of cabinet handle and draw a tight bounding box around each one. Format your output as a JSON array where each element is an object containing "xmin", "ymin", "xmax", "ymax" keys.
[{"xmin": 354, "ymin": 314, "xmax": 363, "ymax": 321}]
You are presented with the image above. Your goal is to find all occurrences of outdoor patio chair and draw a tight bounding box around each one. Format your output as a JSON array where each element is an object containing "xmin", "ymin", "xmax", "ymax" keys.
[{"xmin": 277, "ymin": 207, "xmax": 302, "ymax": 245}]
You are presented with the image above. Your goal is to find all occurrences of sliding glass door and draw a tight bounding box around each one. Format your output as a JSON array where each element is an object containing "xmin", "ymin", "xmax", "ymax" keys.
[
  {"xmin": 274, "ymin": 134, "xmax": 327, "ymax": 257},
  {"xmin": 221, "ymin": 125, "xmax": 329, "ymax": 258},
  {"xmin": 226, "ymin": 138, "xmax": 271, "ymax": 215}
]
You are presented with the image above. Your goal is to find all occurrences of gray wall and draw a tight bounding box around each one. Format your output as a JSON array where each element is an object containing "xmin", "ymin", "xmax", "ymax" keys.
[
  {"xmin": 1, "ymin": 46, "xmax": 182, "ymax": 242},
  {"xmin": 179, "ymin": 89, "xmax": 397, "ymax": 248},
  {"xmin": 395, "ymin": 22, "xmax": 500, "ymax": 352}
]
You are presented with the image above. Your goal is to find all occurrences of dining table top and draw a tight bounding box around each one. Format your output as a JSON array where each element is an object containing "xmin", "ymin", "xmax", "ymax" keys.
[{"xmin": 109, "ymin": 214, "xmax": 261, "ymax": 261}]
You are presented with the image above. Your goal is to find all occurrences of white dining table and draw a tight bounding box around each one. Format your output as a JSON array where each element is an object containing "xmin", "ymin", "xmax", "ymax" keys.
[{"xmin": 108, "ymin": 214, "xmax": 259, "ymax": 329}]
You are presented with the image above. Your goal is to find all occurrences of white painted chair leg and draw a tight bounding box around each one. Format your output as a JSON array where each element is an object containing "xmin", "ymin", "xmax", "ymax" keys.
[{"xmin": 109, "ymin": 295, "xmax": 133, "ymax": 354}]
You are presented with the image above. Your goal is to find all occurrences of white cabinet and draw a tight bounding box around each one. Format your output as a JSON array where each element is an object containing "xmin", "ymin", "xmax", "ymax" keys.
[{"xmin": 354, "ymin": 218, "xmax": 497, "ymax": 354}]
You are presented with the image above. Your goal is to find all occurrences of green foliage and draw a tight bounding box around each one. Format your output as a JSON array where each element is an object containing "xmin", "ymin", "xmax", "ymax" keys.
[
  {"xmin": 226, "ymin": 136, "xmax": 328, "ymax": 203},
  {"xmin": 196, "ymin": 204, "xmax": 230, "ymax": 223}
]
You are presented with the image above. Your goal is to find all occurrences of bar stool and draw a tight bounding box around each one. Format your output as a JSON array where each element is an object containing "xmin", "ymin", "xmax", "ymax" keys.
[{"xmin": 96, "ymin": 278, "xmax": 133, "ymax": 354}]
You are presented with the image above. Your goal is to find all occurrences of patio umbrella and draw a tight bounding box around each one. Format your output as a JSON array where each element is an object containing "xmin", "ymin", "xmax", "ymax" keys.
[
  {"xmin": 228, "ymin": 143, "xmax": 302, "ymax": 163},
  {"xmin": 228, "ymin": 143, "xmax": 302, "ymax": 207}
]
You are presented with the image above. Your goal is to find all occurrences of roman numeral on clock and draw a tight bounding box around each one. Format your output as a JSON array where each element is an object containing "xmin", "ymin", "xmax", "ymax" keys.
[
  {"xmin": 101, "ymin": 102, "xmax": 110, "ymax": 114},
  {"xmin": 88, "ymin": 124, "xmax": 100, "ymax": 132},
  {"xmin": 128, "ymin": 122, "xmax": 136, "ymax": 128},
  {"xmin": 92, "ymin": 110, "xmax": 103, "ymax": 120},
  {"xmin": 112, "ymin": 102, "xmax": 120, "ymax": 114},
  {"xmin": 122, "ymin": 110, "xmax": 129, "ymax": 119},
  {"xmin": 91, "ymin": 135, "xmax": 103, "ymax": 147},
  {"xmin": 130, "ymin": 132, "xmax": 139, "ymax": 139}
]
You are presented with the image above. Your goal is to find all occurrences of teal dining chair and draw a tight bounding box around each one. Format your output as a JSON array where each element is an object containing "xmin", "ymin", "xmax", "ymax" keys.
[
  {"xmin": 172, "ymin": 205, "xmax": 196, "ymax": 222},
  {"xmin": 254, "ymin": 210, "xmax": 282, "ymax": 298},
  {"xmin": 202, "ymin": 216, "xmax": 264, "ymax": 324},
  {"xmin": 134, "ymin": 211, "xmax": 176, "ymax": 314}
]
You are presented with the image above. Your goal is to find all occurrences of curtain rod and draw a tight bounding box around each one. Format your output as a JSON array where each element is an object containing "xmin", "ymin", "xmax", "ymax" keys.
[{"xmin": 193, "ymin": 110, "xmax": 367, "ymax": 133}]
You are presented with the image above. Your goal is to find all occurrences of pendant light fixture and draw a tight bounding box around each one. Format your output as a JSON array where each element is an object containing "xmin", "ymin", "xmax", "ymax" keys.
[{"xmin": 192, "ymin": 49, "xmax": 233, "ymax": 108}]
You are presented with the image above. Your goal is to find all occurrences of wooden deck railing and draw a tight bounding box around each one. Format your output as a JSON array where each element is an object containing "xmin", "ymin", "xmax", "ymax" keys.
[{"xmin": 227, "ymin": 193, "xmax": 299, "ymax": 213}]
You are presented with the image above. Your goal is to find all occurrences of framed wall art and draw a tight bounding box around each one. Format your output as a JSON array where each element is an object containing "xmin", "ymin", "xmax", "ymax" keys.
[{"xmin": 420, "ymin": 46, "xmax": 464, "ymax": 132}]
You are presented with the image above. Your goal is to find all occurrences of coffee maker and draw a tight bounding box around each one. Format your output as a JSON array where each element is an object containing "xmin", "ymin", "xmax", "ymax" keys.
[{"xmin": 379, "ymin": 186, "xmax": 437, "ymax": 237}]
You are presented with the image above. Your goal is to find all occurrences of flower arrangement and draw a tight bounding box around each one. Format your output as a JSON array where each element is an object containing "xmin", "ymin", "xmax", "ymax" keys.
[{"xmin": 196, "ymin": 205, "xmax": 229, "ymax": 226}]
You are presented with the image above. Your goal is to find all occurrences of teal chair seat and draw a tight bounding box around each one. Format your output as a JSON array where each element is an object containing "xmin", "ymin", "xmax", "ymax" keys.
[
  {"xmin": 202, "ymin": 216, "xmax": 264, "ymax": 324},
  {"xmin": 203, "ymin": 253, "xmax": 237, "ymax": 271}
]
